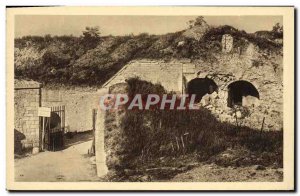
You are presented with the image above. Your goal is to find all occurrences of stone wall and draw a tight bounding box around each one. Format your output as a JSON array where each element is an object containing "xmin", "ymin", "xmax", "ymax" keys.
[
  {"xmin": 188, "ymin": 47, "xmax": 283, "ymax": 131},
  {"xmin": 95, "ymin": 88, "xmax": 109, "ymax": 177},
  {"xmin": 102, "ymin": 42, "xmax": 283, "ymax": 131},
  {"xmin": 42, "ymin": 87, "xmax": 102, "ymax": 132},
  {"xmin": 102, "ymin": 60, "xmax": 184, "ymax": 93},
  {"xmin": 14, "ymin": 79, "xmax": 41, "ymax": 153},
  {"xmin": 95, "ymin": 34, "xmax": 283, "ymax": 176}
]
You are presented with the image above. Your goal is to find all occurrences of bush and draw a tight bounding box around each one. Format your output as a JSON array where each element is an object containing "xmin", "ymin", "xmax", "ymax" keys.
[
  {"xmin": 105, "ymin": 78, "xmax": 283, "ymax": 171},
  {"xmin": 15, "ymin": 25, "xmax": 282, "ymax": 86}
]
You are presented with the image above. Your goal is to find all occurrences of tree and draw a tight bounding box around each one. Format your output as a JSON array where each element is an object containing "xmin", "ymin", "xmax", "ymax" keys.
[
  {"xmin": 194, "ymin": 16, "xmax": 207, "ymax": 26},
  {"xmin": 83, "ymin": 26, "xmax": 100, "ymax": 39},
  {"xmin": 81, "ymin": 26, "xmax": 101, "ymax": 50},
  {"xmin": 271, "ymin": 23, "xmax": 283, "ymax": 39},
  {"xmin": 272, "ymin": 23, "xmax": 283, "ymax": 34},
  {"xmin": 187, "ymin": 16, "xmax": 208, "ymax": 29}
]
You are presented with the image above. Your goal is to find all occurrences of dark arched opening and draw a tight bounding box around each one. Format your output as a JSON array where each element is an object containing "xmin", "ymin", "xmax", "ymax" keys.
[
  {"xmin": 50, "ymin": 112, "xmax": 61, "ymax": 129},
  {"xmin": 227, "ymin": 80, "xmax": 259, "ymax": 108},
  {"xmin": 187, "ymin": 77, "xmax": 218, "ymax": 103}
]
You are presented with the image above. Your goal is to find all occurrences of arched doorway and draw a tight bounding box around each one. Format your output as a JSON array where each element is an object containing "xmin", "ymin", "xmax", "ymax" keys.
[
  {"xmin": 227, "ymin": 80, "xmax": 259, "ymax": 108},
  {"xmin": 187, "ymin": 77, "xmax": 218, "ymax": 103}
]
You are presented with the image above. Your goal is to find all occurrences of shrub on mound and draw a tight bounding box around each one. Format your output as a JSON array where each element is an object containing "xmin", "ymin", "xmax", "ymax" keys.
[{"xmin": 104, "ymin": 78, "xmax": 283, "ymax": 172}]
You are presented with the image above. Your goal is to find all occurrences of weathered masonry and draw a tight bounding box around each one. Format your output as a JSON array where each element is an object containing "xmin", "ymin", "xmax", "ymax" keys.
[
  {"xmin": 42, "ymin": 87, "xmax": 101, "ymax": 132},
  {"xmin": 95, "ymin": 34, "xmax": 283, "ymax": 176},
  {"xmin": 14, "ymin": 79, "xmax": 42, "ymax": 154},
  {"xmin": 95, "ymin": 57, "xmax": 283, "ymax": 175},
  {"xmin": 100, "ymin": 57, "xmax": 282, "ymax": 131},
  {"xmin": 99, "ymin": 34, "xmax": 283, "ymax": 132}
]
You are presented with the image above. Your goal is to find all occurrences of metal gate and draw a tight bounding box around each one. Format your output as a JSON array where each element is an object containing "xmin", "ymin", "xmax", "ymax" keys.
[{"xmin": 44, "ymin": 106, "xmax": 65, "ymax": 151}]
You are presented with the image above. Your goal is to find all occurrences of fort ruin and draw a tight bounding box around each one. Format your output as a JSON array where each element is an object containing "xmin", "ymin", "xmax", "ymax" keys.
[
  {"xmin": 13, "ymin": 33, "xmax": 283, "ymax": 177},
  {"xmin": 94, "ymin": 33, "xmax": 283, "ymax": 176}
]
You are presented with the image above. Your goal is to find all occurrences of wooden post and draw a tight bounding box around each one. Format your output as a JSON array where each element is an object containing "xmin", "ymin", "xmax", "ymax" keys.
[
  {"xmin": 175, "ymin": 136, "xmax": 180, "ymax": 151},
  {"xmin": 234, "ymin": 109, "xmax": 238, "ymax": 127},
  {"xmin": 181, "ymin": 135, "xmax": 185, "ymax": 154},
  {"xmin": 38, "ymin": 106, "xmax": 51, "ymax": 151},
  {"xmin": 181, "ymin": 135, "xmax": 185, "ymax": 149},
  {"xmin": 89, "ymin": 109, "xmax": 96, "ymax": 155},
  {"xmin": 260, "ymin": 117, "xmax": 265, "ymax": 135},
  {"xmin": 41, "ymin": 117, "xmax": 45, "ymax": 151}
]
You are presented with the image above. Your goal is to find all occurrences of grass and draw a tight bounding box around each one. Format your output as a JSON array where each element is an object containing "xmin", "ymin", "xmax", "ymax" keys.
[
  {"xmin": 15, "ymin": 25, "xmax": 282, "ymax": 86},
  {"xmin": 104, "ymin": 78, "xmax": 283, "ymax": 181}
]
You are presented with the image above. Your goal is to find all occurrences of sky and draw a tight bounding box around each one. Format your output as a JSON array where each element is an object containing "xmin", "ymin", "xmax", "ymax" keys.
[{"xmin": 15, "ymin": 15, "xmax": 282, "ymax": 38}]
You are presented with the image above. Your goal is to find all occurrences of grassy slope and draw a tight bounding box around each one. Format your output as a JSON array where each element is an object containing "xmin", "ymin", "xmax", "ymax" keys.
[
  {"xmin": 14, "ymin": 25, "xmax": 282, "ymax": 86},
  {"xmin": 102, "ymin": 78, "xmax": 283, "ymax": 181}
]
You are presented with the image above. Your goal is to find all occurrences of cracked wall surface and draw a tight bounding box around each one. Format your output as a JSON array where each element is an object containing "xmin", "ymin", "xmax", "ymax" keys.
[
  {"xmin": 14, "ymin": 79, "xmax": 42, "ymax": 153},
  {"xmin": 102, "ymin": 42, "xmax": 283, "ymax": 131}
]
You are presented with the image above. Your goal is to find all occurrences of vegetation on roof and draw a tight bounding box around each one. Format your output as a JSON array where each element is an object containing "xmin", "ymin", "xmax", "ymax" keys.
[{"xmin": 14, "ymin": 17, "xmax": 283, "ymax": 86}]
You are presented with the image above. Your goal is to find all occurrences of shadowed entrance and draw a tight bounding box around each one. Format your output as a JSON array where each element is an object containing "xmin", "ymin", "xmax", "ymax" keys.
[
  {"xmin": 187, "ymin": 78, "xmax": 218, "ymax": 103},
  {"xmin": 227, "ymin": 80, "xmax": 259, "ymax": 108}
]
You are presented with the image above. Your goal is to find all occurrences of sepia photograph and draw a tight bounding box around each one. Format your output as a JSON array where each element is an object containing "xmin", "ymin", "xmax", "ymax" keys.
[{"xmin": 6, "ymin": 6, "xmax": 294, "ymax": 191}]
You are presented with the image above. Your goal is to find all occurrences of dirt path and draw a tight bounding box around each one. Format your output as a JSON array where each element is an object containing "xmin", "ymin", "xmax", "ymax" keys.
[
  {"xmin": 15, "ymin": 132, "xmax": 283, "ymax": 182},
  {"xmin": 171, "ymin": 164, "xmax": 283, "ymax": 182},
  {"xmin": 15, "ymin": 139, "xmax": 100, "ymax": 182}
]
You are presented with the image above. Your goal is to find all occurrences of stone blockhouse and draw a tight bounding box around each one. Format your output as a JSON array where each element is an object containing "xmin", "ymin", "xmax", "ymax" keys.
[
  {"xmin": 14, "ymin": 79, "xmax": 42, "ymax": 153},
  {"xmin": 95, "ymin": 34, "xmax": 283, "ymax": 176},
  {"xmin": 95, "ymin": 61, "xmax": 282, "ymax": 177},
  {"xmin": 100, "ymin": 55, "xmax": 282, "ymax": 131}
]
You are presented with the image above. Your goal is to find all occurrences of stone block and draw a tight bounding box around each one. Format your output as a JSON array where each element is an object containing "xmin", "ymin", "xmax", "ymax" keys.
[
  {"xmin": 236, "ymin": 111, "xmax": 242, "ymax": 119},
  {"xmin": 30, "ymin": 102, "xmax": 38, "ymax": 107},
  {"xmin": 32, "ymin": 147, "xmax": 39, "ymax": 154},
  {"xmin": 30, "ymin": 124, "xmax": 38, "ymax": 129},
  {"xmin": 33, "ymin": 120, "xmax": 40, "ymax": 125}
]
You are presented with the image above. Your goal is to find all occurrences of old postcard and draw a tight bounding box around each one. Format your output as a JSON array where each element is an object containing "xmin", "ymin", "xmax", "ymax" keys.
[{"xmin": 6, "ymin": 6, "xmax": 294, "ymax": 191}]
